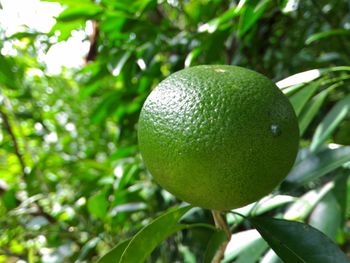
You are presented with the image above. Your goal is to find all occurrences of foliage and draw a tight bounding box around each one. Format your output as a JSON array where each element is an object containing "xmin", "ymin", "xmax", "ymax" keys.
[{"xmin": 1, "ymin": 0, "xmax": 350, "ymax": 262}]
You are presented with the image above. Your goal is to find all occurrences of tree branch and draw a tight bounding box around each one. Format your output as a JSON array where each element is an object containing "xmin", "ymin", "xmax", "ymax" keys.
[
  {"xmin": 85, "ymin": 20, "xmax": 99, "ymax": 63},
  {"xmin": 0, "ymin": 108, "xmax": 26, "ymax": 174}
]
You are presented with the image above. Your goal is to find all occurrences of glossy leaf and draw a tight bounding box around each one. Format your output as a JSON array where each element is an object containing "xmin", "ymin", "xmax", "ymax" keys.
[
  {"xmin": 289, "ymin": 82, "xmax": 319, "ymax": 116},
  {"xmin": 277, "ymin": 69, "xmax": 321, "ymax": 89},
  {"xmin": 283, "ymin": 146, "xmax": 350, "ymax": 187},
  {"xmin": 234, "ymin": 237, "xmax": 268, "ymax": 263},
  {"xmin": 299, "ymin": 88, "xmax": 329, "ymax": 136},
  {"xmin": 310, "ymin": 95, "xmax": 350, "ymax": 152},
  {"xmin": 119, "ymin": 205, "xmax": 192, "ymax": 262},
  {"xmin": 250, "ymin": 217, "xmax": 349, "ymax": 263},
  {"xmin": 280, "ymin": 0, "xmax": 299, "ymax": 13},
  {"xmin": 238, "ymin": 0, "xmax": 271, "ymax": 37},
  {"xmin": 306, "ymin": 29, "xmax": 350, "ymax": 45},
  {"xmin": 284, "ymin": 181, "xmax": 334, "ymax": 221},
  {"xmin": 261, "ymin": 249, "xmax": 283, "ymax": 263},
  {"xmin": 309, "ymin": 192, "xmax": 341, "ymax": 241},
  {"xmin": 223, "ymin": 230, "xmax": 267, "ymax": 262},
  {"xmin": 227, "ymin": 195, "xmax": 295, "ymax": 225}
]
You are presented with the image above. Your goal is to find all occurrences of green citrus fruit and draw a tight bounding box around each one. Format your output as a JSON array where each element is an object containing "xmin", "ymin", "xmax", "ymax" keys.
[{"xmin": 138, "ymin": 65, "xmax": 299, "ymax": 211}]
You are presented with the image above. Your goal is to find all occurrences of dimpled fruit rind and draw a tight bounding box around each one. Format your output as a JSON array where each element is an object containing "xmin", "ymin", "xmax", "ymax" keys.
[{"xmin": 137, "ymin": 65, "xmax": 299, "ymax": 211}]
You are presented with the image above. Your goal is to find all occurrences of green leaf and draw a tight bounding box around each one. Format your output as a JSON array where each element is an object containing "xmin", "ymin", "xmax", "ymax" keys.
[
  {"xmin": 107, "ymin": 51, "xmax": 132, "ymax": 77},
  {"xmin": 289, "ymin": 82, "xmax": 319, "ymax": 116},
  {"xmin": 333, "ymin": 173, "xmax": 349, "ymax": 225},
  {"xmin": 184, "ymin": 48, "xmax": 201, "ymax": 68},
  {"xmin": 87, "ymin": 191, "xmax": 109, "ymax": 219},
  {"xmin": 309, "ymin": 191, "xmax": 341, "ymax": 242},
  {"xmin": 198, "ymin": 5, "xmax": 240, "ymax": 33},
  {"xmin": 306, "ymin": 29, "xmax": 350, "ymax": 45},
  {"xmin": 49, "ymin": 20, "xmax": 84, "ymax": 42},
  {"xmin": 280, "ymin": 0, "xmax": 299, "ymax": 13},
  {"xmin": 204, "ymin": 230, "xmax": 227, "ymax": 263},
  {"xmin": 0, "ymin": 55, "xmax": 19, "ymax": 89},
  {"xmin": 238, "ymin": 0, "xmax": 271, "ymax": 37},
  {"xmin": 284, "ymin": 181, "xmax": 334, "ymax": 221},
  {"xmin": 310, "ymin": 95, "xmax": 350, "ymax": 152},
  {"xmin": 77, "ymin": 237, "xmax": 100, "ymax": 261},
  {"xmin": 235, "ymin": 237, "xmax": 268, "ymax": 263},
  {"xmin": 223, "ymin": 230, "xmax": 267, "ymax": 263},
  {"xmin": 250, "ymin": 217, "xmax": 349, "ymax": 263},
  {"xmin": 260, "ymin": 249, "xmax": 283, "ymax": 263},
  {"xmin": 277, "ymin": 69, "xmax": 321, "ymax": 89},
  {"xmin": 299, "ymin": 88, "xmax": 329, "ymax": 136},
  {"xmin": 91, "ymin": 91, "xmax": 121, "ymax": 124},
  {"xmin": 284, "ymin": 146, "xmax": 350, "ymax": 187},
  {"xmin": 57, "ymin": 5, "xmax": 103, "ymax": 22},
  {"xmin": 119, "ymin": 205, "xmax": 192, "ymax": 262},
  {"xmin": 2, "ymin": 188, "xmax": 18, "ymax": 210},
  {"xmin": 227, "ymin": 195, "xmax": 295, "ymax": 225},
  {"xmin": 97, "ymin": 239, "xmax": 131, "ymax": 263}
]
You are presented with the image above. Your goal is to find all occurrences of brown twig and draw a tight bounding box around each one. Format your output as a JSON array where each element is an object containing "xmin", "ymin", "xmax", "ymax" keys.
[
  {"xmin": 211, "ymin": 211, "xmax": 231, "ymax": 263},
  {"xmin": 0, "ymin": 109, "xmax": 26, "ymax": 174},
  {"xmin": 85, "ymin": 20, "xmax": 99, "ymax": 63},
  {"xmin": 0, "ymin": 105, "xmax": 56, "ymax": 223}
]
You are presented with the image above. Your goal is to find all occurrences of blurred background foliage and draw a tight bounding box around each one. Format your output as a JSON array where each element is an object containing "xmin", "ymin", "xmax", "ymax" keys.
[{"xmin": 1, "ymin": 0, "xmax": 350, "ymax": 262}]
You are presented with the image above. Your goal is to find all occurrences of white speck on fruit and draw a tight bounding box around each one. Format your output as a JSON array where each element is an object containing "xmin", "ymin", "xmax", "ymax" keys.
[
  {"xmin": 214, "ymin": 69, "xmax": 227, "ymax": 73},
  {"xmin": 270, "ymin": 123, "xmax": 282, "ymax": 137}
]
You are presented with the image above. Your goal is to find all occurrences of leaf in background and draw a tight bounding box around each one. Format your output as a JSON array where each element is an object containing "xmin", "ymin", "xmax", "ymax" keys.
[
  {"xmin": 276, "ymin": 69, "xmax": 321, "ymax": 89},
  {"xmin": 227, "ymin": 195, "xmax": 296, "ymax": 225},
  {"xmin": 234, "ymin": 237, "xmax": 268, "ymax": 263},
  {"xmin": 283, "ymin": 146, "xmax": 350, "ymax": 187},
  {"xmin": 77, "ymin": 237, "xmax": 100, "ymax": 261},
  {"xmin": 57, "ymin": 5, "xmax": 103, "ymax": 22},
  {"xmin": 306, "ymin": 29, "xmax": 350, "ymax": 45},
  {"xmin": 119, "ymin": 205, "xmax": 192, "ymax": 263},
  {"xmin": 198, "ymin": 5, "xmax": 240, "ymax": 33},
  {"xmin": 260, "ymin": 249, "xmax": 283, "ymax": 263},
  {"xmin": 299, "ymin": 88, "xmax": 329, "ymax": 136},
  {"xmin": 280, "ymin": 0, "xmax": 299, "ymax": 13},
  {"xmin": 87, "ymin": 191, "xmax": 109, "ymax": 219},
  {"xmin": 91, "ymin": 91, "xmax": 121, "ymax": 124},
  {"xmin": 289, "ymin": 82, "xmax": 319, "ymax": 116},
  {"xmin": 97, "ymin": 239, "xmax": 131, "ymax": 263},
  {"xmin": 250, "ymin": 217, "xmax": 349, "ymax": 263},
  {"xmin": 310, "ymin": 95, "xmax": 350, "ymax": 152},
  {"xmin": 308, "ymin": 191, "xmax": 341, "ymax": 242},
  {"xmin": 238, "ymin": 0, "xmax": 271, "ymax": 37},
  {"xmin": 284, "ymin": 181, "xmax": 334, "ymax": 221},
  {"xmin": 203, "ymin": 230, "xmax": 227, "ymax": 263},
  {"xmin": 2, "ymin": 188, "xmax": 18, "ymax": 210},
  {"xmin": 223, "ymin": 229, "xmax": 267, "ymax": 263},
  {"xmin": 0, "ymin": 56, "xmax": 19, "ymax": 89},
  {"xmin": 49, "ymin": 20, "xmax": 83, "ymax": 42},
  {"xmin": 107, "ymin": 51, "xmax": 132, "ymax": 77},
  {"xmin": 333, "ymin": 173, "xmax": 349, "ymax": 225},
  {"xmin": 109, "ymin": 146, "xmax": 137, "ymax": 161},
  {"xmin": 184, "ymin": 48, "xmax": 201, "ymax": 68}
]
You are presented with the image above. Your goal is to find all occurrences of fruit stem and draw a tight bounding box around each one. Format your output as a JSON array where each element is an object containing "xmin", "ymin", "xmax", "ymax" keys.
[{"xmin": 211, "ymin": 211, "xmax": 231, "ymax": 263}]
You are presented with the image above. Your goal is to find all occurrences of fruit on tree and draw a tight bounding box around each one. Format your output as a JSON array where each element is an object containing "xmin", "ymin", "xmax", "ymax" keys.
[{"xmin": 138, "ymin": 65, "xmax": 299, "ymax": 211}]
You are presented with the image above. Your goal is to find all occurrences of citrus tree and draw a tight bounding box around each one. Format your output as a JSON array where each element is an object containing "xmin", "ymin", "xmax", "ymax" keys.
[{"xmin": 1, "ymin": 0, "xmax": 350, "ymax": 262}]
